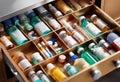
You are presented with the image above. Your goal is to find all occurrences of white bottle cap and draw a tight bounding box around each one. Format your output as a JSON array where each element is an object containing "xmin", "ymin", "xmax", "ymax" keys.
[
  {"xmin": 36, "ymin": 6, "xmax": 47, "ymax": 14},
  {"xmin": 59, "ymin": 31, "xmax": 66, "ymax": 36},
  {"xmin": 69, "ymin": 52, "xmax": 74, "ymax": 56},
  {"xmin": 58, "ymin": 55, "xmax": 66, "ymax": 63},
  {"xmin": 31, "ymin": 52, "xmax": 44, "ymax": 61},
  {"xmin": 28, "ymin": 70, "xmax": 35, "ymax": 77},
  {"xmin": 88, "ymin": 43, "xmax": 96, "ymax": 49},
  {"xmin": 64, "ymin": 63, "xmax": 71, "ymax": 69},
  {"xmin": 99, "ymin": 39, "xmax": 106, "ymax": 46},
  {"xmin": 47, "ymin": 63, "xmax": 55, "ymax": 71},
  {"xmin": 79, "ymin": 16, "xmax": 86, "ymax": 22},
  {"xmin": 77, "ymin": 47, "xmax": 84, "ymax": 54},
  {"xmin": 36, "ymin": 70, "xmax": 43, "ymax": 75},
  {"xmin": 90, "ymin": 14, "xmax": 97, "ymax": 21}
]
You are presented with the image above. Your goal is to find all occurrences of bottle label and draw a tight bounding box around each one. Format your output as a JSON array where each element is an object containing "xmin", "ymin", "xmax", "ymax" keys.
[
  {"xmin": 11, "ymin": 29, "xmax": 28, "ymax": 45},
  {"xmin": 86, "ymin": 23, "xmax": 102, "ymax": 35},
  {"xmin": 96, "ymin": 19, "xmax": 107, "ymax": 29},
  {"xmin": 32, "ymin": 53, "xmax": 44, "ymax": 62},
  {"xmin": 18, "ymin": 59, "xmax": 32, "ymax": 70},
  {"xmin": 73, "ymin": 31, "xmax": 85, "ymax": 42},
  {"xmin": 48, "ymin": 18, "xmax": 61, "ymax": 29},
  {"xmin": 113, "ymin": 38, "xmax": 120, "ymax": 47},
  {"xmin": 34, "ymin": 22, "xmax": 51, "ymax": 35},
  {"xmin": 41, "ymin": 75, "xmax": 50, "ymax": 82},
  {"xmin": 1, "ymin": 36, "xmax": 13, "ymax": 47},
  {"xmin": 64, "ymin": 36, "xmax": 78, "ymax": 47}
]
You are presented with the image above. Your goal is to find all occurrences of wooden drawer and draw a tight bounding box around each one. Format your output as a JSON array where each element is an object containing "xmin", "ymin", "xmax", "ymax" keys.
[{"xmin": 1, "ymin": 0, "xmax": 120, "ymax": 82}]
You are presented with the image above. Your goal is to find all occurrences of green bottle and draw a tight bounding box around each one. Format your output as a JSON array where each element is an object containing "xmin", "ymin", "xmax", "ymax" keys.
[
  {"xmin": 26, "ymin": 10, "xmax": 51, "ymax": 35},
  {"xmin": 3, "ymin": 19, "xmax": 28, "ymax": 45},
  {"xmin": 18, "ymin": 13, "xmax": 33, "ymax": 31},
  {"xmin": 79, "ymin": 16, "xmax": 102, "ymax": 37},
  {"xmin": 77, "ymin": 46, "xmax": 99, "ymax": 65},
  {"xmin": 12, "ymin": 16, "xmax": 24, "ymax": 30}
]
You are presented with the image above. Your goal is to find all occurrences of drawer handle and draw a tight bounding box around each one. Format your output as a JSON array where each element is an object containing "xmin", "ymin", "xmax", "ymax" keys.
[
  {"xmin": 10, "ymin": 68, "xmax": 18, "ymax": 76},
  {"xmin": 113, "ymin": 60, "xmax": 120, "ymax": 68},
  {"xmin": 91, "ymin": 68, "xmax": 102, "ymax": 80}
]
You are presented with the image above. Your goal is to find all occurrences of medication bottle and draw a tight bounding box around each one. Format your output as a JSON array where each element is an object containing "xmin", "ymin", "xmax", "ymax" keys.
[
  {"xmin": 61, "ymin": 20, "xmax": 73, "ymax": 31},
  {"xmin": 99, "ymin": 39, "xmax": 115, "ymax": 54},
  {"xmin": 64, "ymin": 63, "xmax": 78, "ymax": 76},
  {"xmin": 12, "ymin": 16, "xmax": 24, "ymax": 30},
  {"xmin": 18, "ymin": 13, "xmax": 33, "ymax": 31},
  {"xmin": 77, "ymin": 46, "xmax": 99, "ymax": 65},
  {"xmin": 79, "ymin": 0, "xmax": 89, "ymax": 8},
  {"xmin": 69, "ymin": 0, "xmax": 82, "ymax": 10},
  {"xmin": 36, "ymin": 6, "xmax": 61, "ymax": 30},
  {"xmin": 90, "ymin": 14, "xmax": 110, "ymax": 32},
  {"xmin": 55, "ymin": 0, "xmax": 73, "ymax": 14},
  {"xmin": 79, "ymin": 16, "xmax": 102, "ymax": 37},
  {"xmin": 31, "ymin": 52, "xmax": 44, "ymax": 65},
  {"xmin": 89, "ymin": 42, "xmax": 110, "ymax": 60},
  {"xmin": 0, "ymin": 35, "xmax": 14, "ymax": 49},
  {"xmin": 28, "ymin": 31, "xmax": 38, "ymax": 40},
  {"xmin": 36, "ymin": 70, "xmax": 51, "ymax": 82},
  {"xmin": 47, "ymin": 63, "xmax": 67, "ymax": 82},
  {"xmin": 107, "ymin": 32, "xmax": 120, "ymax": 51},
  {"xmin": 26, "ymin": 10, "xmax": 51, "ymax": 35},
  {"xmin": 28, "ymin": 70, "xmax": 42, "ymax": 82},
  {"xmin": 3, "ymin": 19, "xmax": 28, "ymax": 45},
  {"xmin": 12, "ymin": 51, "xmax": 32, "ymax": 71},
  {"xmin": 58, "ymin": 55, "xmax": 66, "ymax": 64},
  {"xmin": 48, "ymin": 4, "xmax": 63, "ymax": 18},
  {"xmin": 69, "ymin": 52, "xmax": 90, "ymax": 71},
  {"xmin": 59, "ymin": 31, "xmax": 78, "ymax": 47}
]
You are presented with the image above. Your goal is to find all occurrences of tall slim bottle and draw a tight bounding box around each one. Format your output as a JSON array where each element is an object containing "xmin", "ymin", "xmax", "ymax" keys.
[
  {"xmin": 79, "ymin": 16, "xmax": 102, "ymax": 37},
  {"xmin": 3, "ymin": 19, "xmax": 28, "ymax": 45},
  {"xmin": 26, "ymin": 10, "xmax": 51, "ymax": 35}
]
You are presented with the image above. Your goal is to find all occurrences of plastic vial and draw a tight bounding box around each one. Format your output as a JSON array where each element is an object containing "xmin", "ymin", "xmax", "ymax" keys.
[
  {"xmin": 99, "ymin": 39, "xmax": 115, "ymax": 55},
  {"xmin": 3, "ymin": 19, "xmax": 28, "ymax": 45},
  {"xmin": 47, "ymin": 63, "xmax": 67, "ymax": 82},
  {"xmin": 90, "ymin": 14, "xmax": 110, "ymax": 32},
  {"xmin": 89, "ymin": 42, "xmax": 110, "ymax": 60},
  {"xmin": 38, "ymin": 43, "xmax": 51, "ymax": 58},
  {"xmin": 28, "ymin": 70, "xmax": 42, "ymax": 82},
  {"xmin": 59, "ymin": 31, "xmax": 78, "ymax": 47},
  {"xmin": 31, "ymin": 52, "xmax": 44, "ymax": 65},
  {"xmin": 12, "ymin": 51, "xmax": 32, "ymax": 71},
  {"xmin": 48, "ymin": 4, "xmax": 63, "ymax": 18},
  {"xmin": 69, "ymin": 52, "xmax": 90, "ymax": 71},
  {"xmin": 58, "ymin": 55, "xmax": 66, "ymax": 64},
  {"xmin": 36, "ymin": 6, "xmax": 61, "ymax": 30},
  {"xmin": 36, "ymin": 70, "xmax": 51, "ymax": 82},
  {"xmin": 107, "ymin": 32, "xmax": 120, "ymax": 51},
  {"xmin": 64, "ymin": 63, "xmax": 78, "ymax": 76},
  {"xmin": 26, "ymin": 10, "xmax": 51, "ymax": 35},
  {"xmin": 12, "ymin": 16, "xmax": 24, "ymax": 30},
  {"xmin": 77, "ymin": 46, "xmax": 99, "ymax": 65},
  {"xmin": 18, "ymin": 13, "xmax": 33, "ymax": 31},
  {"xmin": 55, "ymin": 0, "xmax": 73, "ymax": 14},
  {"xmin": 79, "ymin": 16, "xmax": 102, "ymax": 37}
]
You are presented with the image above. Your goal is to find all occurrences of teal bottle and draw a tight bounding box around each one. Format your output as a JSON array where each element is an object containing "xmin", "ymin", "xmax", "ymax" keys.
[
  {"xmin": 64, "ymin": 63, "xmax": 79, "ymax": 76},
  {"xmin": 12, "ymin": 16, "xmax": 24, "ymax": 30},
  {"xmin": 26, "ymin": 10, "xmax": 51, "ymax": 35},
  {"xmin": 3, "ymin": 19, "xmax": 28, "ymax": 45},
  {"xmin": 18, "ymin": 13, "xmax": 33, "ymax": 31},
  {"xmin": 77, "ymin": 46, "xmax": 99, "ymax": 65},
  {"xmin": 28, "ymin": 71, "xmax": 42, "ymax": 82},
  {"xmin": 79, "ymin": 16, "xmax": 102, "ymax": 37}
]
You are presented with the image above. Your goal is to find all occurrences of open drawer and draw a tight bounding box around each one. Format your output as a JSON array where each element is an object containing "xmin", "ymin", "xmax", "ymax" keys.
[{"xmin": 1, "ymin": 0, "xmax": 120, "ymax": 82}]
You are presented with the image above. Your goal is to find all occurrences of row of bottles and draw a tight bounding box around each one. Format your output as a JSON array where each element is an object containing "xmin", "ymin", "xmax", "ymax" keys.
[{"xmin": 79, "ymin": 14, "xmax": 110, "ymax": 37}]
